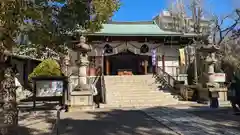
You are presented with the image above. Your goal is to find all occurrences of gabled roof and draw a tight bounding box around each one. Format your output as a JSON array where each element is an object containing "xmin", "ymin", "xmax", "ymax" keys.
[{"xmin": 86, "ymin": 21, "xmax": 181, "ymax": 36}]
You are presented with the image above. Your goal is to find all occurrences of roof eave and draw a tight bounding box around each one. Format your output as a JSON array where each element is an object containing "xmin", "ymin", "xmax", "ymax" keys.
[{"xmin": 85, "ymin": 33, "xmax": 182, "ymax": 37}]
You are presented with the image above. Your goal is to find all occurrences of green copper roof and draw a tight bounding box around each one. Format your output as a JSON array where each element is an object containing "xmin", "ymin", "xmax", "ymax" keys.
[{"xmin": 87, "ymin": 22, "xmax": 181, "ymax": 36}]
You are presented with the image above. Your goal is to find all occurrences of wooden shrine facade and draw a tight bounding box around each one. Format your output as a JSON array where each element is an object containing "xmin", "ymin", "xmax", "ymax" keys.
[{"xmin": 86, "ymin": 35, "xmax": 194, "ymax": 76}]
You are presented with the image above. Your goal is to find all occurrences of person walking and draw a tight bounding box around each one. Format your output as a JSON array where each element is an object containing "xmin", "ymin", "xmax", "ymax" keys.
[{"xmin": 229, "ymin": 75, "xmax": 240, "ymax": 114}]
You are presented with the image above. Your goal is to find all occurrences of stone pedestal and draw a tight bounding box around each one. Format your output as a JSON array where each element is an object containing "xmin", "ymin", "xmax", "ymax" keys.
[{"xmin": 69, "ymin": 91, "xmax": 94, "ymax": 111}]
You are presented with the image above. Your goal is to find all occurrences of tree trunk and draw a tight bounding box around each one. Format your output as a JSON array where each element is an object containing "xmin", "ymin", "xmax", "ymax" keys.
[
  {"xmin": 0, "ymin": 56, "xmax": 18, "ymax": 135},
  {"xmin": 59, "ymin": 52, "xmax": 70, "ymax": 76}
]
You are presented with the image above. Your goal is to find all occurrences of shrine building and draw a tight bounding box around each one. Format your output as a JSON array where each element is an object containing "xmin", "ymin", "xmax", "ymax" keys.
[
  {"xmin": 76, "ymin": 22, "xmax": 196, "ymax": 76},
  {"xmin": 70, "ymin": 10, "xmax": 210, "ymax": 76}
]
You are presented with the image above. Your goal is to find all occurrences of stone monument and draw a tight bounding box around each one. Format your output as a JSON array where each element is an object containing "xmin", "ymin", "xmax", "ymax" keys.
[
  {"xmin": 69, "ymin": 35, "xmax": 94, "ymax": 111},
  {"xmin": 198, "ymin": 44, "xmax": 227, "ymax": 108}
]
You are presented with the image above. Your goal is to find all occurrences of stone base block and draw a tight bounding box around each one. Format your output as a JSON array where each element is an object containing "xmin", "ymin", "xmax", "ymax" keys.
[
  {"xmin": 68, "ymin": 105, "xmax": 95, "ymax": 112},
  {"xmin": 218, "ymin": 91, "xmax": 228, "ymax": 101},
  {"xmin": 69, "ymin": 91, "xmax": 94, "ymax": 112}
]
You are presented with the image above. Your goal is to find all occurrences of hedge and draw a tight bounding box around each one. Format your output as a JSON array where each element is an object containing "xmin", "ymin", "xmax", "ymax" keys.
[{"xmin": 28, "ymin": 59, "xmax": 62, "ymax": 81}]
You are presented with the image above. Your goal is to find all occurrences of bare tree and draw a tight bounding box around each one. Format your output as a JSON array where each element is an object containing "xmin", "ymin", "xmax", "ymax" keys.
[{"xmin": 168, "ymin": 0, "xmax": 240, "ymax": 82}]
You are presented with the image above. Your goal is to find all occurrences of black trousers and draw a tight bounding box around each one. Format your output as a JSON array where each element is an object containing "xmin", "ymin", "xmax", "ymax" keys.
[
  {"xmin": 230, "ymin": 97, "xmax": 240, "ymax": 112},
  {"xmin": 93, "ymin": 95, "xmax": 101, "ymax": 108}
]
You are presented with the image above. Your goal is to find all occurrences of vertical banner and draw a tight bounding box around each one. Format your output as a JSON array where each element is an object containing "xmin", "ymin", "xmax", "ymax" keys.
[
  {"xmin": 179, "ymin": 48, "xmax": 186, "ymax": 65},
  {"xmin": 151, "ymin": 49, "xmax": 157, "ymax": 66}
]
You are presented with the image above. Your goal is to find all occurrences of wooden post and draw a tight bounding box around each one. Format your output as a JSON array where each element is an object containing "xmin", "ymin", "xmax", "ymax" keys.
[
  {"xmin": 106, "ymin": 57, "xmax": 110, "ymax": 75},
  {"xmin": 33, "ymin": 80, "xmax": 36, "ymax": 110},
  {"xmin": 137, "ymin": 58, "xmax": 140, "ymax": 74},
  {"xmin": 162, "ymin": 55, "xmax": 165, "ymax": 72},
  {"xmin": 144, "ymin": 60, "xmax": 148, "ymax": 75}
]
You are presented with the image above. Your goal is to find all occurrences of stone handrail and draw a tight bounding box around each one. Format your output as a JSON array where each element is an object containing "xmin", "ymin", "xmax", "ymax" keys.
[
  {"xmin": 157, "ymin": 67, "xmax": 176, "ymax": 88},
  {"xmin": 156, "ymin": 67, "xmax": 190, "ymax": 101}
]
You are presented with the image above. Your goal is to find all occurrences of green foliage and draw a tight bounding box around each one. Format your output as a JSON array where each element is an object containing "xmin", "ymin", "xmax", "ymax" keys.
[
  {"xmin": 28, "ymin": 59, "xmax": 62, "ymax": 80},
  {"xmin": 56, "ymin": 0, "xmax": 120, "ymax": 33},
  {"xmin": 25, "ymin": 0, "xmax": 120, "ymax": 57},
  {"xmin": 0, "ymin": 0, "xmax": 53, "ymax": 50}
]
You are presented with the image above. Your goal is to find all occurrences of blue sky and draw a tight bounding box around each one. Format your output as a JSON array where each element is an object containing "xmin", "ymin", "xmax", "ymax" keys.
[{"xmin": 112, "ymin": 0, "xmax": 239, "ymax": 27}]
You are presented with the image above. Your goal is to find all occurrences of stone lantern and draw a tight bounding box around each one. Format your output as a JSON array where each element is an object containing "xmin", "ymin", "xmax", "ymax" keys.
[
  {"xmin": 199, "ymin": 44, "xmax": 219, "ymax": 75},
  {"xmin": 198, "ymin": 44, "xmax": 225, "ymax": 108},
  {"xmin": 73, "ymin": 35, "xmax": 92, "ymax": 91},
  {"xmin": 69, "ymin": 35, "xmax": 94, "ymax": 111}
]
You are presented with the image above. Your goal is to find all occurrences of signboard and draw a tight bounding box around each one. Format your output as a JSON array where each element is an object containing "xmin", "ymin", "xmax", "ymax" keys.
[
  {"xmin": 209, "ymin": 73, "xmax": 226, "ymax": 83},
  {"xmin": 36, "ymin": 81, "xmax": 63, "ymax": 97},
  {"xmin": 151, "ymin": 49, "xmax": 156, "ymax": 66}
]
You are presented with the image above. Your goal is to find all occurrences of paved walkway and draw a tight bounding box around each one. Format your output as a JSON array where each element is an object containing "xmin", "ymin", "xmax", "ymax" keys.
[
  {"xmin": 18, "ymin": 110, "xmax": 56, "ymax": 135},
  {"xmin": 58, "ymin": 109, "xmax": 178, "ymax": 135},
  {"xmin": 142, "ymin": 106, "xmax": 240, "ymax": 135},
  {"xmin": 14, "ymin": 103, "xmax": 240, "ymax": 135}
]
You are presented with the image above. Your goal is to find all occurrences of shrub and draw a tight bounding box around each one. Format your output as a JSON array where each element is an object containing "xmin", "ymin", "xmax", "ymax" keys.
[{"xmin": 28, "ymin": 59, "xmax": 62, "ymax": 81}]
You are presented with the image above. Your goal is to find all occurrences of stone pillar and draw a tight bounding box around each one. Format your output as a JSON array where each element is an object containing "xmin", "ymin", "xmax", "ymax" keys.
[{"xmin": 77, "ymin": 53, "xmax": 89, "ymax": 86}]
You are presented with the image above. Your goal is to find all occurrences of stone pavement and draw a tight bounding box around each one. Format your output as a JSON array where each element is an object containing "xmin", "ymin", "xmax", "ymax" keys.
[
  {"xmin": 142, "ymin": 106, "xmax": 240, "ymax": 135},
  {"xmin": 18, "ymin": 110, "xmax": 56, "ymax": 135},
  {"xmin": 58, "ymin": 108, "xmax": 178, "ymax": 135},
  {"xmin": 13, "ymin": 103, "xmax": 240, "ymax": 135}
]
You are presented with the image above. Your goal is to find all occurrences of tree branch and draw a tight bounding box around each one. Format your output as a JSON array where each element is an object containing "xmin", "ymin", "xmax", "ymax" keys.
[{"xmin": 216, "ymin": 9, "xmax": 240, "ymax": 45}]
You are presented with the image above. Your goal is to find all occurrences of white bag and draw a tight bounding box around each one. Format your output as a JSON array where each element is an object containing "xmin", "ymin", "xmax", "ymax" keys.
[{"xmin": 90, "ymin": 84, "xmax": 98, "ymax": 96}]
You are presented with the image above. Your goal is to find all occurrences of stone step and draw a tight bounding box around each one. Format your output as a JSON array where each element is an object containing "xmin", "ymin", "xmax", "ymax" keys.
[
  {"xmin": 106, "ymin": 82, "xmax": 156, "ymax": 85},
  {"xmin": 106, "ymin": 89, "xmax": 169, "ymax": 93},
  {"xmin": 105, "ymin": 78, "xmax": 155, "ymax": 80},
  {"xmin": 106, "ymin": 91, "xmax": 172, "ymax": 96},
  {"xmin": 106, "ymin": 97, "xmax": 177, "ymax": 102},
  {"xmin": 105, "ymin": 80, "xmax": 155, "ymax": 83},
  {"xmin": 106, "ymin": 88, "xmax": 161, "ymax": 91},
  {"xmin": 101, "ymin": 102, "xmax": 185, "ymax": 108},
  {"xmin": 105, "ymin": 88, "xmax": 159, "ymax": 92},
  {"xmin": 105, "ymin": 84, "xmax": 157, "ymax": 87},
  {"xmin": 106, "ymin": 85, "xmax": 154, "ymax": 87},
  {"xmin": 104, "ymin": 75, "xmax": 153, "ymax": 79},
  {"xmin": 106, "ymin": 100, "xmax": 188, "ymax": 105},
  {"xmin": 107, "ymin": 85, "xmax": 154, "ymax": 87},
  {"xmin": 104, "ymin": 78, "xmax": 155, "ymax": 82},
  {"xmin": 106, "ymin": 100, "xmax": 179, "ymax": 105},
  {"xmin": 106, "ymin": 96, "xmax": 175, "ymax": 100},
  {"xmin": 105, "ymin": 82, "xmax": 155, "ymax": 86},
  {"xmin": 105, "ymin": 81, "xmax": 155, "ymax": 83},
  {"xmin": 107, "ymin": 93, "xmax": 173, "ymax": 98},
  {"xmin": 105, "ymin": 102, "xmax": 180, "ymax": 107},
  {"xmin": 103, "ymin": 75, "xmax": 183, "ymax": 108},
  {"xmin": 106, "ymin": 96, "xmax": 179, "ymax": 101}
]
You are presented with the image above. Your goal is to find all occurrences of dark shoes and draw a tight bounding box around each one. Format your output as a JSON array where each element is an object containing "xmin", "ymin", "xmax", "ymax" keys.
[{"xmin": 234, "ymin": 111, "xmax": 240, "ymax": 115}]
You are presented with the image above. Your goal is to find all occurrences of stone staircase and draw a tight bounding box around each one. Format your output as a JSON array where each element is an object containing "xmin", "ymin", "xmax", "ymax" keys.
[{"xmin": 101, "ymin": 75, "xmax": 191, "ymax": 108}]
